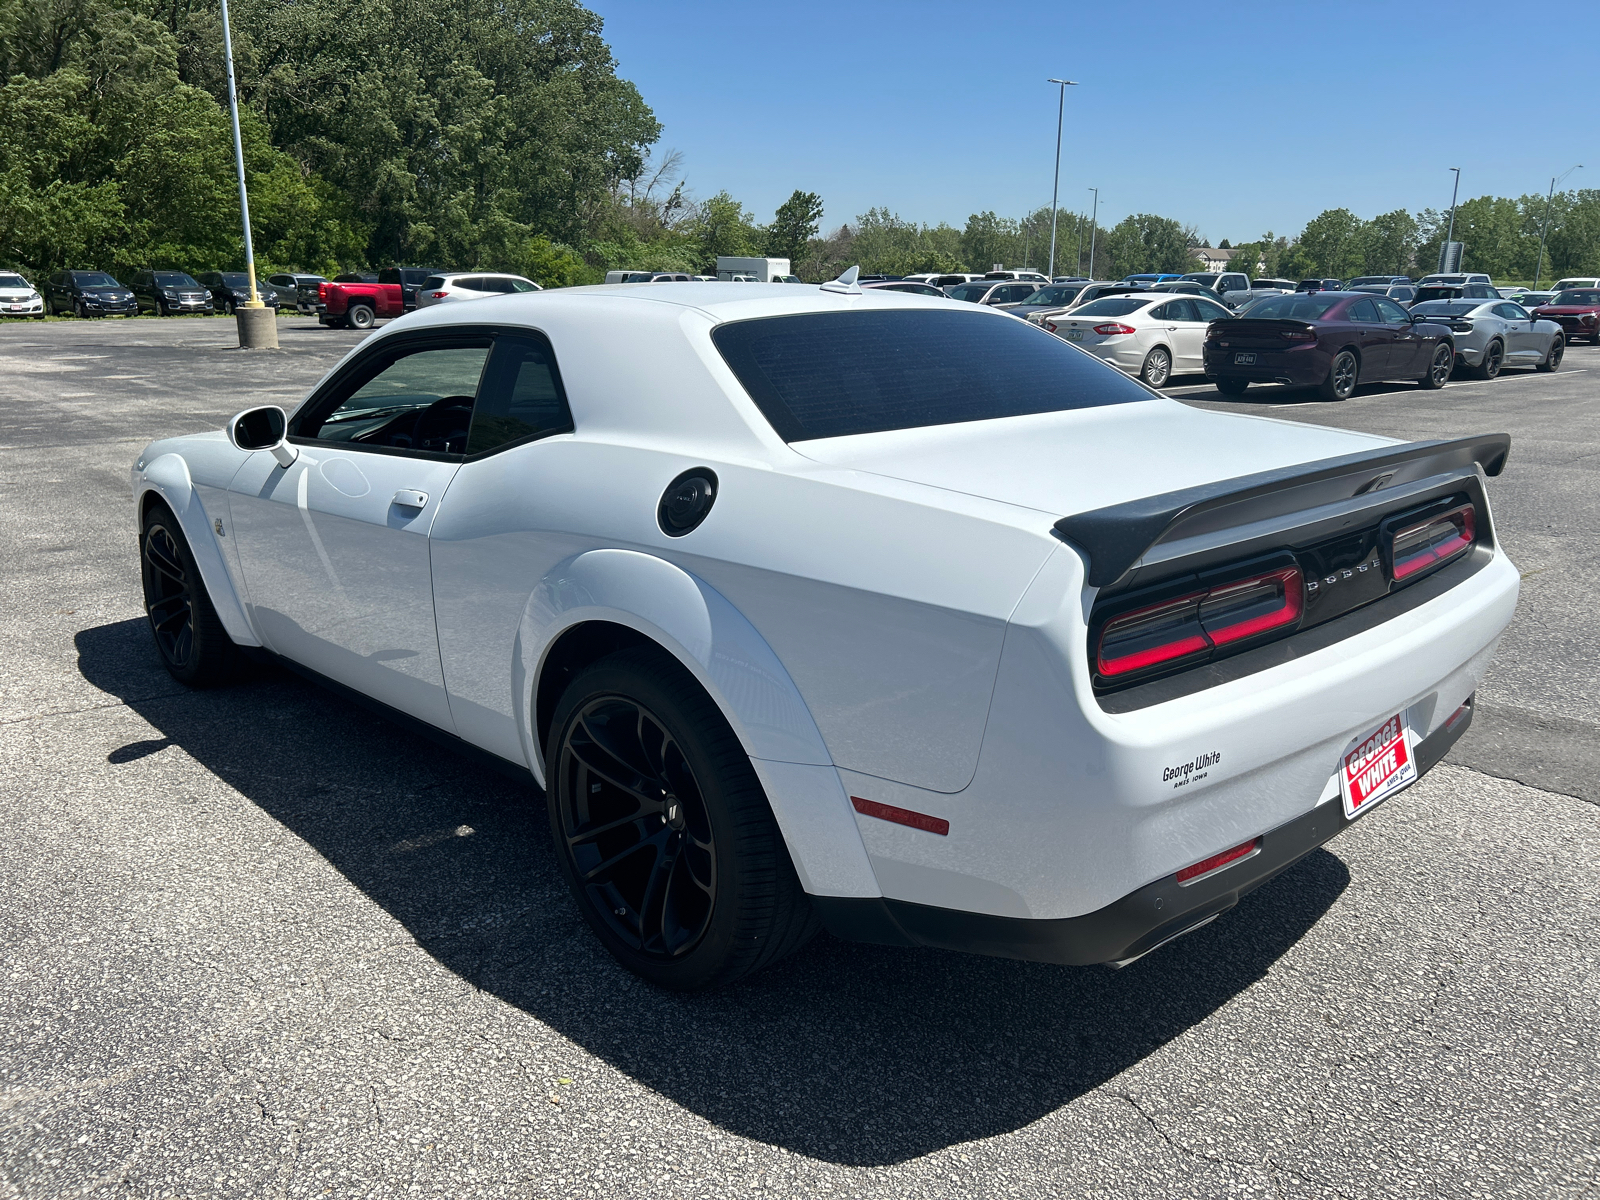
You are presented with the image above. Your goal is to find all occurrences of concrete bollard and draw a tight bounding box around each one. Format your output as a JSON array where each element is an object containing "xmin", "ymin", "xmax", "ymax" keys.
[{"xmin": 235, "ymin": 305, "xmax": 279, "ymax": 349}]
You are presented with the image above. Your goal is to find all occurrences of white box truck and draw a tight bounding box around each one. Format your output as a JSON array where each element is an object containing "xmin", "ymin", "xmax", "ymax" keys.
[{"xmin": 715, "ymin": 257, "xmax": 796, "ymax": 282}]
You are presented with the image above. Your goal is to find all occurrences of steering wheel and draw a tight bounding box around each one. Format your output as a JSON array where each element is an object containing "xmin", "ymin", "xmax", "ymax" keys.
[{"xmin": 357, "ymin": 395, "xmax": 474, "ymax": 453}]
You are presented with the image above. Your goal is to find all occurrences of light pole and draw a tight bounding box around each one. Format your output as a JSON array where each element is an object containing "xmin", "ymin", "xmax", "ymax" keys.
[
  {"xmin": 1535, "ymin": 164, "xmax": 1583, "ymax": 289},
  {"xmin": 1046, "ymin": 78, "xmax": 1078, "ymax": 279},
  {"xmin": 219, "ymin": 0, "xmax": 276, "ymax": 348},
  {"xmin": 1439, "ymin": 167, "xmax": 1461, "ymax": 274},
  {"xmin": 1076, "ymin": 212, "xmax": 1085, "ymax": 276},
  {"xmin": 1087, "ymin": 187, "xmax": 1099, "ymax": 278}
]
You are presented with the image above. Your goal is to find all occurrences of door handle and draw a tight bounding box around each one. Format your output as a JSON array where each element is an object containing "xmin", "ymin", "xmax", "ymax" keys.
[{"xmin": 392, "ymin": 489, "xmax": 428, "ymax": 509}]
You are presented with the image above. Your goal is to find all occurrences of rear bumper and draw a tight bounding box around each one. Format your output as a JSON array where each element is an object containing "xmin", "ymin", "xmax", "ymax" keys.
[
  {"xmin": 1204, "ymin": 345, "xmax": 1326, "ymax": 385},
  {"xmin": 814, "ymin": 695, "xmax": 1475, "ymax": 966}
]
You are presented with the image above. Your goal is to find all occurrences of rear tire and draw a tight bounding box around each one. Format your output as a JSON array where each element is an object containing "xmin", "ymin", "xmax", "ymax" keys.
[
  {"xmin": 139, "ymin": 503, "xmax": 242, "ymax": 686},
  {"xmin": 1472, "ymin": 338, "xmax": 1504, "ymax": 381},
  {"xmin": 1319, "ymin": 349, "xmax": 1358, "ymax": 401},
  {"xmin": 347, "ymin": 304, "xmax": 375, "ymax": 330},
  {"xmin": 1214, "ymin": 377, "xmax": 1249, "ymax": 396},
  {"xmin": 1419, "ymin": 342, "xmax": 1452, "ymax": 390},
  {"xmin": 1537, "ymin": 335, "xmax": 1564, "ymax": 372},
  {"xmin": 546, "ymin": 647, "xmax": 818, "ymax": 990},
  {"xmin": 1139, "ymin": 346, "xmax": 1172, "ymax": 388}
]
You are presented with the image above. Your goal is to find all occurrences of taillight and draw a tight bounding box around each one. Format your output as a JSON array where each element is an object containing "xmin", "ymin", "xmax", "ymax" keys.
[
  {"xmin": 1390, "ymin": 503, "xmax": 1475, "ymax": 581},
  {"xmin": 430, "ymin": 291, "xmax": 448, "ymax": 298},
  {"xmin": 1449, "ymin": 319, "xmax": 1473, "ymax": 333},
  {"xmin": 1280, "ymin": 327, "xmax": 1316, "ymax": 340},
  {"xmin": 1094, "ymin": 322, "xmax": 1136, "ymax": 335},
  {"xmin": 1176, "ymin": 838, "xmax": 1259, "ymax": 884},
  {"xmin": 317, "ymin": 283, "xmax": 328, "ymax": 300},
  {"xmin": 1044, "ymin": 320, "xmax": 1058, "ymax": 332},
  {"xmin": 1095, "ymin": 565, "xmax": 1304, "ymax": 679}
]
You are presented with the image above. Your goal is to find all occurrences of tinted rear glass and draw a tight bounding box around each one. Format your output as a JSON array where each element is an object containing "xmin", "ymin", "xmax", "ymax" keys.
[
  {"xmin": 1072, "ymin": 297, "xmax": 1155, "ymax": 317},
  {"xmin": 1240, "ymin": 295, "xmax": 1343, "ymax": 320},
  {"xmin": 711, "ymin": 310, "xmax": 1152, "ymax": 443},
  {"xmin": 1412, "ymin": 302, "xmax": 1479, "ymax": 317}
]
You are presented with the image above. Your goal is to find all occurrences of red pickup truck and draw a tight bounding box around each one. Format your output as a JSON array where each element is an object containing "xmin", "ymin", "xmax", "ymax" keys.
[{"xmin": 318, "ymin": 275, "xmax": 403, "ymax": 329}]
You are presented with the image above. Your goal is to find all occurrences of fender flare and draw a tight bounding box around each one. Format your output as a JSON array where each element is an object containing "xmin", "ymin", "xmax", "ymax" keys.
[
  {"xmin": 138, "ymin": 454, "xmax": 260, "ymax": 647},
  {"xmin": 515, "ymin": 548, "xmax": 879, "ymax": 899}
]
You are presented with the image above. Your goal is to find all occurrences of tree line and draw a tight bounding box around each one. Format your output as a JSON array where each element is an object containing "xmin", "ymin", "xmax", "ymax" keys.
[{"xmin": 3, "ymin": 0, "xmax": 1598, "ymax": 286}]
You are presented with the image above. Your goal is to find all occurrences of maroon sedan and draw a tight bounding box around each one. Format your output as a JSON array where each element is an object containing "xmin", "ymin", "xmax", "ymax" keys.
[
  {"xmin": 1530, "ymin": 288, "xmax": 1600, "ymax": 345},
  {"xmin": 1204, "ymin": 291, "xmax": 1455, "ymax": 400}
]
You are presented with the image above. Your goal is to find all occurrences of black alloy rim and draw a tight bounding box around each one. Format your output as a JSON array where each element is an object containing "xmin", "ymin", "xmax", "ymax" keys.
[
  {"xmin": 1431, "ymin": 346, "xmax": 1452, "ymax": 385},
  {"xmin": 1550, "ymin": 338, "xmax": 1564, "ymax": 368},
  {"xmin": 557, "ymin": 696, "xmax": 717, "ymax": 959},
  {"xmin": 1485, "ymin": 342, "xmax": 1502, "ymax": 376},
  {"xmin": 1333, "ymin": 353, "xmax": 1357, "ymax": 397},
  {"xmin": 142, "ymin": 523, "xmax": 194, "ymax": 667}
]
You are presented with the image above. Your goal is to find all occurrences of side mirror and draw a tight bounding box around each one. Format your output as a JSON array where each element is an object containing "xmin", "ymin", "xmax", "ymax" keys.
[{"xmin": 228, "ymin": 405, "xmax": 297, "ymax": 468}]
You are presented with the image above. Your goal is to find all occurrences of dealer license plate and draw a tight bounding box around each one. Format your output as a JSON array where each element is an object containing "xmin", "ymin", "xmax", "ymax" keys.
[
  {"xmin": 1066, "ymin": 328, "xmax": 1083, "ymax": 342},
  {"xmin": 5, "ymin": 305, "xmax": 24, "ymax": 312},
  {"xmin": 1234, "ymin": 352, "xmax": 1256, "ymax": 364},
  {"xmin": 1339, "ymin": 712, "xmax": 1417, "ymax": 819}
]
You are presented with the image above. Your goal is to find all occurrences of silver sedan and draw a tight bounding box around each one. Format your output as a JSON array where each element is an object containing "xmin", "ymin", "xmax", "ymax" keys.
[{"xmin": 1409, "ymin": 299, "xmax": 1565, "ymax": 379}]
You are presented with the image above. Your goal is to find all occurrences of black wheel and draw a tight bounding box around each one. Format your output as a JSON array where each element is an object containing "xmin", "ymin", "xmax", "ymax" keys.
[
  {"xmin": 1472, "ymin": 339, "xmax": 1504, "ymax": 381},
  {"xmin": 1537, "ymin": 335, "xmax": 1564, "ymax": 372},
  {"xmin": 1215, "ymin": 377, "xmax": 1249, "ymax": 396},
  {"xmin": 225, "ymin": 300, "xmax": 236, "ymax": 316},
  {"xmin": 1419, "ymin": 342, "xmax": 1452, "ymax": 390},
  {"xmin": 140, "ymin": 504, "xmax": 241, "ymax": 686},
  {"xmin": 348, "ymin": 304, "xmax": 375, "ymax": 330},
  {"xmin": 546, "ymin": 648, "xmax": 818, "ymax": 990},
  {"xmin": 73, "ymin": 300, "xmax": 85, "ymax": 318},
  {"xmin": 1139, "ymin": 346, "xmax": 1172, "ymax": 388},
  {"xmin": 1319, "ymin": 349, "xmax": 1358, "ymax": 400}
]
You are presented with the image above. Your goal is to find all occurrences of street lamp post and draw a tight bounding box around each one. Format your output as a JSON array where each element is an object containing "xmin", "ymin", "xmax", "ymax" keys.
[
  {"xmin": 219, "ymin": 0, "xmax": 276, "ymax": 348},
  {"xmin": 1045, "ymin": 78, "xmax": 1078, "ymax": 280},
  {"xmin": 1535, "ymin": 164, "xmax": 1583, "ymax": 289},
  {"xmin": 1087, "ymin": 187, "xmax": 1099, "ymax": 278},
  {"xmin": 1076, "ymin": 212, "xmax": 1084, "ymax": 276},
  {"xmin": 1439, "ymin": 167, "xmax": 1461, "ymax": 274}
]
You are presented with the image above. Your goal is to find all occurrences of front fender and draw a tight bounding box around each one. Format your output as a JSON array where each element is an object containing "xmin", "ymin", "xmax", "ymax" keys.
[
  {"xmin": 516, "ymin": 548, "xmax": 879, "ymax": 899},
  {"xmin": 135, "ymin": 453, "xmax": 259, "ymax": 647}
]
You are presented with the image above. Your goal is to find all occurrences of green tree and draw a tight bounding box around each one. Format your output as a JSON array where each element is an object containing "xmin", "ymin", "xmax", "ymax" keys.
[
  {"xmin": 1294, "ymin": 208, "xmax": 1366, "ymax": 279},
  {"xmin": 1359, "ymin": 209, "xmax": 1417, "ymax": 277},
  {"xmin": 766, "ymin": 189, "xmax": 822, "ymax": 265},
  {"xmin": 693, "ymin": 190, "xmax": 758, "ymax": 270},
  {"xmin": 1098, "ymin": 213, "xmax": 1193, "ymax": 276},
  {"xmin": 962, "ymin": 211, "xmax": 1019, "ymax": 272}
]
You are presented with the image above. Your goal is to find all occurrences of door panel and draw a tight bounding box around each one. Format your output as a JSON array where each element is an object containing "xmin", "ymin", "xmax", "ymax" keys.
[
  {"xmin": 229, "ymin": 450, "xmax": 461, "ymax": 728},
  {"xmin": 1345, "ymin": 298, "xmax": 1390, "ymax": 374},
  {"xmin": 1376, "ymin": 297, "xmax": 1420, "ymax": 374},
  {"xmin": 1160, "ymin": 299, "xmax": 1206, "ymax": 372}
]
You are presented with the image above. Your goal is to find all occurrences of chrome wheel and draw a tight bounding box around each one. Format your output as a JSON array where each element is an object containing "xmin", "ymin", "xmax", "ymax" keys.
[
  {"xmin": 141, "ymin": 521, "xmax": 195, "ymax": 669},
  {"xmin": 555, "ymin": 694, "xmax": 717, "ymax": 960},
  {"xmin": 1140, "ymin": 347, "xmax": 1171, "ymax": 388}
]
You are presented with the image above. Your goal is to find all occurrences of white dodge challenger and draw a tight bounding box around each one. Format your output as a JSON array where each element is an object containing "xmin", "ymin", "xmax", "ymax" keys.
[{"xmin": 131, "ymin": 277, "xmax": 1518, "ymax": 989}]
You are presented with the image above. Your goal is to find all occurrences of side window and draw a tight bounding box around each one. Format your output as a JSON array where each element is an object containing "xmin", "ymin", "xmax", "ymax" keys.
[
  {"xmin": 1347, "ymin": 298, "xmax": 1380, "ymax": 323},
  {"xmin": 1196, "ymin": 299, "xmax": 1232, "ymax": 322},
  {"xmin": 467, "ymin": 334, "xmax": 572, "ymax": 456},
  {"xmin": 378, "ymin": 269, "xmax": 399, "ymax": 285},
  {"xmin": 295, "ymin": 341, "xmax": 492, "ymax": 456},
  {"xmin": 509, "ymin": 278, "xmax": 539, "ymax": 293},
  {"xmin": 1375, "ymin": 298, "xmax": 1410, "ymax": 324}
]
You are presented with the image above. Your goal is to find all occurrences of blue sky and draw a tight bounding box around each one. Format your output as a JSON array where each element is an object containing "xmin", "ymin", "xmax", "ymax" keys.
[{"xmin": 590, "ymin": 0, "xmax": 1596, "ymax": 244}]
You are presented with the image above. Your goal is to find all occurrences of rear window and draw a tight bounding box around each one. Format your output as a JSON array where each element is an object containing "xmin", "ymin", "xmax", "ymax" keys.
[
  {"xmin": 1412, "ymin": 301, "xmax": 1478, "ymax": 317},
  {"xmin": 1025, "ymin": 285, "xmax": 1082, "ymax": 305},
  {"xmin": 1239, "ymin": 295, "xmax": 1343, "ymax": 320},
  {"xmin": 711, "ymin": 310, "xmax": 1152, "ymax": 443},
  {"xmin": 1072, "ymin": 297, "xmax": 1155, "ymax": 318}
]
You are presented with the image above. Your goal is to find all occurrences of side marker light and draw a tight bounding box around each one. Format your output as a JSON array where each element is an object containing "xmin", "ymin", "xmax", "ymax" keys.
[{"xmin": 851, "ymin": 796, "xmax": 950, "ymax": 836}]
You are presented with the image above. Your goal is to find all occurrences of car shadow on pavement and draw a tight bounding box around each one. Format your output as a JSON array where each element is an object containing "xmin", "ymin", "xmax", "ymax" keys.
[{"xmin": 77, "ymin": 618, "xmax": 1349, "ymax": 1167}]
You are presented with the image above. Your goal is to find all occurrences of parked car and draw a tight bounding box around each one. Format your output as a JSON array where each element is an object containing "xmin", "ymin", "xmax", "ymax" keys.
[
  {"xmin": 998, "ymin": 282, "xmax": 1098, "ymax": 317},
  {"xmin": 604, "ymin": 271, "xmax": 696, "ymax": 283},
  {"xmin": 416, "ymin": 272, "xmax": 544, "ymax": 308},
  {"xmin": 1550, "ymin": 277, "xmax": 1600, "ymax": 292},
  {"xmin": 317, "ymin": 277, "xmax": 404, "ymax": 329},
  {"xmin": 1148, "ymin": 280, "xmax": 1216, "ymax": 296},
  {"xmin": 1517, "ymin": 290, "xmax": 1557, "ymax": 309},
  {"xmin": 1219, "ymin": 276, "xmax": 1296, "ymax": 310},
  {"xmin": 0, "ymin": 271, "xmax": 45, "ymax": 318},
  {"xmin": 1044, "ymin": 292, "xmax": 1235, "ymax": 386},
  {"xmin": 1023, "ymin": 282, "xmax": 1148, "ymax": 327},
  {"xmin": 1409, "ymin": 299, "xmax": 1565, "ymax": 377},
  {"xmin": 1206, "ymin": 292, "xmax": 1454, "ymax": 399},
  {"xmin": 1418, "ymin": 273, "xmax": 1492, "ymax": 288},
  {"xmin": 195, "ymin": 272, "xmax": 281, "ymax": 315},
  {"xmin": 905, "ymin": 273, "xmax": 983, "ymax": 289},
  {"xmin": 1122, "ymin": 273, "xmax": 1183, "ymax": 286},
  {"xmin": 131, "ymin": 281, "xmax": 1517, "ymax": 988},
  {"xmin": 1052, "ymin": 275, "xmax": 1091, "ymax": 283},
  {"xmin": 43, "ymin": 270, "xmax": 137, "ymax": 317},
  {"xmin": 982, "ymin": 270, "xmax": 1050, "ymax": 283},
  {"xmin": 860, "ymin": 281, "xmax": 946, "ymax": 297},
  {"xmin": 378, "ymin": 266, "xmax": 443, "ymax": 310},
  {"xmin": 1414, "ymin": 281, "xmax": 1500, "ymax": 304},
  {"xmin": 947, "ymin": 280, "xmax": 1040, "ymax": 306},
  {"xmin": 130, "ymin": 270, "xmax": 214, "ymax": 316},
  {"xmin": 1348, "ymin": 276, "xmax": 1413, "ymax": 290},
  {"xmin": 1295, "ymin": 278, "xmax": 1344, "ymax": 293},
  {"xmin": 264, "ymin": 273, "xmax": 328, "ymax": 314},
  {"xmin": 1350, "ymin": 282, "xmax": 1418, "ymax": 308},
  {"xmin": 1495, "ymin": 287, "xmax": 1531, "ymax": 302},
  {"xmin": 1530, "ymin": 288, "xmax": 1600, "ymax": 344}
]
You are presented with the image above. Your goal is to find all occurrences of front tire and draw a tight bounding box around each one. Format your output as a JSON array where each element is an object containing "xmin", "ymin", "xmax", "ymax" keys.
[
  {"xmin": 1472, "ymin": 338, "xmax": 1504, "ymax": 381},
  {"xmin": 1139, "ymin": 346, "xmax": 1172, "ymax": 388},
  {"xmin": 546, "ymin": 648, "xmax": 818, "ymax": 990},
  {"xmin": 139, "ymin": 504, "xmax": 241, "ymax": 686},
  {"xmin": 1319, "ymin": 349, "xmax": 1358, "ymax": 401},
  {"xmin": 1419, "ymin": 343, "xmax": 1452, "ymax": 390},
  {"xmin": 1537, "ymin": 335, "xmax": 1564, "ymax": 372}
]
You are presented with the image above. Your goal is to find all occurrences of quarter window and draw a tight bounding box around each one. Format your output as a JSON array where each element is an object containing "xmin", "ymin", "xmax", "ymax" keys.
[
  {"xmin": 1347, "ymin": 298, "xmax": 1380, "ymax": 323},
  {"xmin": 466, "ymin": 334, "xmax": 573, "ymax": 455}
]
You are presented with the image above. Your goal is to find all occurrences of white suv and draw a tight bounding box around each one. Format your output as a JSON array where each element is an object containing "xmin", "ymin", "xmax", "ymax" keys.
[{"xmin": 415, "ymin": 272, "xmax": 542, "ymax": 308}]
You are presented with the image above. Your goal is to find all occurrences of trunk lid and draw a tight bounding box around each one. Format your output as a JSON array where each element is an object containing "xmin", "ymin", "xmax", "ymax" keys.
[{"xmin": 1210, "ymin": 318, "xmax": 1321, "ymax": 349}]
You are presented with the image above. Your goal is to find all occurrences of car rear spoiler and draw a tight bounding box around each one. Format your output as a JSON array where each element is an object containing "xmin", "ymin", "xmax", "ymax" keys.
[{"xmin": 1054, "ymin": 433, "xmax": 1511, "ymax": 588}]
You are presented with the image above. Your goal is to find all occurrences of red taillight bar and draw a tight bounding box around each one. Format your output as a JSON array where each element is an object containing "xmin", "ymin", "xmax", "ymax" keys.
[
  {"xmin": 1391, "ymin": 503, "xmax": 1475, "ymax": 581},
  {"xmin": 1176, "ymin": 837, "xmax": 1260, "ymax": 884},
  {"xmin": 1094, "ymin": 322, "xmax": 1137, "ymax": 335}
]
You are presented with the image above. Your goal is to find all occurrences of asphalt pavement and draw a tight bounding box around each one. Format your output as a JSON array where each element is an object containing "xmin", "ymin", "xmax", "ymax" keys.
[{"xmin": 2, "ymin": 315, "xmax": 1597, "ymax": 1199}]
